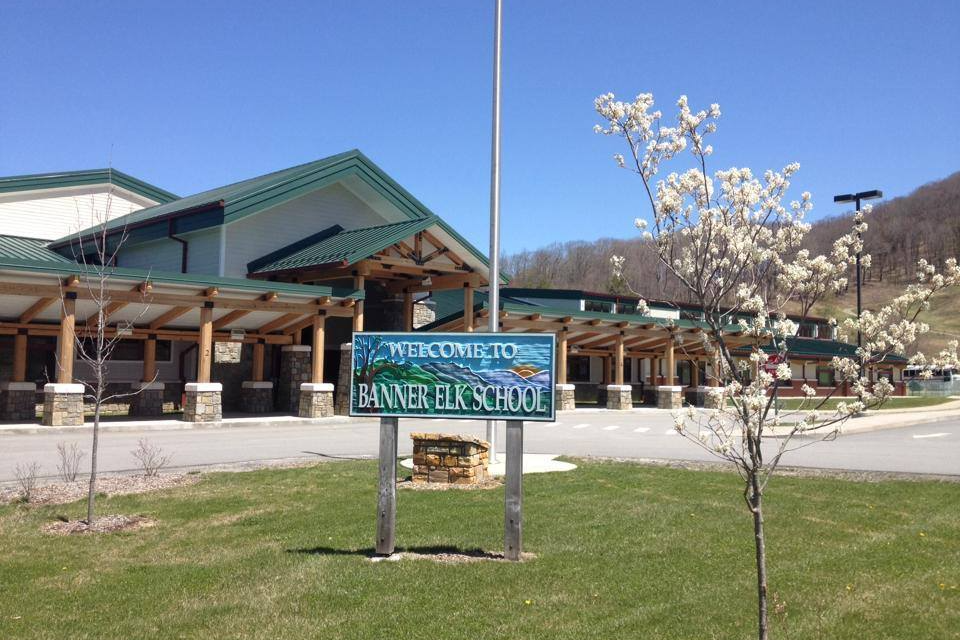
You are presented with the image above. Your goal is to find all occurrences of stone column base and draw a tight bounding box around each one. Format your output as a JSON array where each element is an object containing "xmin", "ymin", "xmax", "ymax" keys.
[
  {"xmin": 605, "ymin": 384, "xmax": 633, "ymax": 410},
  {"xmin": 240, "ymin": 381, "xmax": 274, "ymax": 413},
  {"xmin": 1, "ymin": 382, "xmax": 37, "ymax": 421},
  {"xmin": 129, "ymin": 382, "xmax": 165, "ymax": 417},
  {"xmin": 555, "ymin": 384, "xmax": 576, "ymax": 411},
  {"xmin": 335, "ymin": 343, "xmax": 352, "ymax": 415},
  {"xmin": 703, "ymin": 386, "xmax": 724, "ymax": 409},
  {"xmin": 183, "ymin": 383, "xmax": 222, "ymax": 422},
  {"xmin": 299, "ymin": 383, "xmax": 335, "ymax": 418},
  {"xmin": 42, "ymin": 383, "xmax": 84, "ymax": 426},
  {"xmin": 656, "ymin": 385, "xmax": 683, "ymax": 410}
]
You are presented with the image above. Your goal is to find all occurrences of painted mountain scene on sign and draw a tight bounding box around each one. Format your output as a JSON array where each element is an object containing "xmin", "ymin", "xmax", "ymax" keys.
[{"xmin": 350, "ymin": 333, "xmax": 555, "ymax": 420}]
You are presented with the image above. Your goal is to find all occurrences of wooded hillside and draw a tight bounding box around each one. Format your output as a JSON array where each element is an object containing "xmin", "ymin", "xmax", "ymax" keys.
[{"xmin": 505, "ymin": 171, "xmax": 960, "ymax": 297}]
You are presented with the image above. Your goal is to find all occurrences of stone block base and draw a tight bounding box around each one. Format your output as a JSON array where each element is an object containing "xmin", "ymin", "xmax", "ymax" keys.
[
  {"xmin": 129, "ymin": 383, "xmax": 165, "ymax": 417},
  {"xmin": 42, "ymin": 384, "xmax": 84, "ymax": 426},
  {"xmin": 555, "ymin": 384, "xmax": 576, "ymax": 411},
  {"xmin": 657, "ymin": 385, "xmax": 683, "ymax": 410},
  {"xmin": 183, "ymin": 383, "xmax": 222, "ymax": 422},
  {"xmin": 703, "ymin": 387, "xmax": 724, "ymax": 409},
  {"xmin": 241, "ymin": 381, "xmax": 274, "ymax": 413},
  {"xmin": 1, "ymin": 382, "xmax": 37, "ymax": 421},
  {"xmin": 411, "ymin": 432, "xmax": 490, "ymax": 484},
  {"xmin": 605, "ymin": 384, "xmax": 633, "ymax": 410},
  {"xmin": 298, "ymin": 383, "xmax": 334, "ymax": 418},
  {"xmin": 335, "ymin": 343, "xmax": 352, "ymax": 415}
]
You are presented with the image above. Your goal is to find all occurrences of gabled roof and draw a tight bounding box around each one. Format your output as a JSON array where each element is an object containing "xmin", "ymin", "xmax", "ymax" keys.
[
  {"xmin": 51, "ymin": 150, "xmax": 433, "ymax": 247},
  {"xmin": 0, "ymin": 235, "xmax": 73, "ymax": 264},
  {"xmin": 0, "ymin": 168, "xmax": 178, "ymax": 204},
  {"xmin": 249, "ymin": 218, "xmax": 440, "ymax": 275}
]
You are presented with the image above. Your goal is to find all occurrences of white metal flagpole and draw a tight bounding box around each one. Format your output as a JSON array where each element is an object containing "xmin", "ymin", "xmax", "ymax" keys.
[{"xmin": 486, "ymin": 0, "xmax": 503, "ymax": 464}]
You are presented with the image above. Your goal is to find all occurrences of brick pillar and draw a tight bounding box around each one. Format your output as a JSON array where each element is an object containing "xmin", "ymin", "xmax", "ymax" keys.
[
  {"xmin": 42, "ymin": 383, "xmax": 84, "ymax": 426},
  {"xmin": 605, "ymin": 384, "xmax": 632, "ymax": 410},
  {"xmin": 183, "ymin": 382, "xmax": 222, "ymax": 422},
  {"xmin": 0, "ymin": 382, "xmax": 37, "ymax": 422},
  {"xmin": 555, "ymin": 384, "xmax": 575, "ymax": 411},
  {"xmin": 240, "ymin": 381, "xmax": 274, "ymax": 413},
  {"xmin": 298, "ymin": 382, "xmax": 335, "ymax": 418},
  {"xmin": 335, "ymin": 343, "xmax": 353, "ymax": 415},
  {"xmin": 129, "ymin": 382, "xmax": 165, "ymax": 417},
  {"xmin": 277, "ymin": 345, "xmax": 311, "ymax": 413}
]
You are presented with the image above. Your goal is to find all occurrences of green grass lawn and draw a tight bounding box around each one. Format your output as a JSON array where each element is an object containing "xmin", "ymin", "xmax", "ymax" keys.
[
  {"xmin": 1, "ymin": 460, "xmax": 958, "ymax": 639},
  {"xmin": 773, "ymin": 396, "xmax": 955, "ymax": 412}
]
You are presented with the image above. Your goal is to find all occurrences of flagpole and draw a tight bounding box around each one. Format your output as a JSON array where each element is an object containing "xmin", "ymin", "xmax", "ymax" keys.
[{"xmin": 486, "ymin": 0, "xmax": 503, "ymax": 463}]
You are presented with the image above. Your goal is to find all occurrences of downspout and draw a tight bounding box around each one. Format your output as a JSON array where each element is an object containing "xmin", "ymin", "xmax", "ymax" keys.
[{"xmin": 168, "ymin": 218, "xmax": 189, "ymax": 273}]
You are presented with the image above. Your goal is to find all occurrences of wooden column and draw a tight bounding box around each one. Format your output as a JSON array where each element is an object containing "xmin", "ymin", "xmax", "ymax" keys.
[
  {"xmin": 12, "ymin": 330, "xmax": 27, "ymax": 382},
  {"xmin": 252, "ymin": 341, "xmax": 265, "ymax": 382},
  {"xmin": 57, "ymin": 293, "xmax": 77, "ymax": 383},
  {"xmin": 311, "ymin": 313, "xmax": 326, "ymax": 383},
  {"xmin": 710, "ymin": 350, "xmax": 721, "ymax": 386},
  {"xmin": 402, "ymin": 291, "xmax": 414, "ymax": 332},
  {"xmin": 602, "ymin": 356, "xmax": 612, "ymax": 385},
  {"xmin": 692, "ymin": 359, "xmax": 701, "ymax": 387},
  {"xmin": 143, "ymin": 337, "xmax": 157, "ymax": 382},
  {"xmin": 198, "ymin": 303, "xmax": 213, "ymax": 383},
  {"xmin": 557, "ymin": 330, "xmax": 568, "ymax": 385},
  {"xmin": 376, "ymin": 416, "xmax": 399, "ymax": 555},
  {"xmin": 353, "ymin": 274, "xmax": 365, "ymax": 332},
  {"xmin": 463, "ymin": 284, "xmax": 474, "ymax": 333},
  {"xmin": 665, "ymin": 335, "xmax": 675, "ymax": 386},
  {"xmin": 614, "ymin": 333, "xmax": 625, "ymax": 386},
  {"xmin": 651, "ymin": 357, "xmax": 659, "ymax": 385}
]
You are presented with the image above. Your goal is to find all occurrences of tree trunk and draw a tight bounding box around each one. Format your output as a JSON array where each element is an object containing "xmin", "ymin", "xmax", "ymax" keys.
[
  {"xmin": 86, "ymin": 402, "xmax": 101, "ymax": 524},
  {"xmin": 751, "ymin": 476, "xmax": 769, "ymax": 640}
]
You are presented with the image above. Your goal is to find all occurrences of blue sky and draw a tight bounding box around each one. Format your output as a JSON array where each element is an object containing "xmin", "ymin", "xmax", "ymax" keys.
[{"xmin": 1, "ymin": 1, "xmax": 957, "ymax": 254}]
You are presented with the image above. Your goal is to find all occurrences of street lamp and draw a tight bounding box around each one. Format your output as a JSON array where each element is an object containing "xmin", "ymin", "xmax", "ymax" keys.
[{"xmin": 833, "ymin": 189, "xmax": 883, "ymax": 394}]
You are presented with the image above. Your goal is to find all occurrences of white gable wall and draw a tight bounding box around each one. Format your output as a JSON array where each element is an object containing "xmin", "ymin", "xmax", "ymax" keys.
[
  {"xmin": 222, "ymin": 182, "xmax": 392, "ymax": 277},
  {"xmin": 0, "ymin": 186, "xmax": 153, "ymax": 240}
]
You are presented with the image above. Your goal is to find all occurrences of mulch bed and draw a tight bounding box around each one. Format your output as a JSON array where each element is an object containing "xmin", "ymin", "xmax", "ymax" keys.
[
  {"xmin": 397, "ymin": 476, "xmax": 502, "ymax": 491},
  {"xmin": 42, "ymin": 514, "xmax": 155, "ymax": 535},
  {"xmin": 369, "ymin": 550, "xmax": 536, "ymax": 564},
  {"xmin": 0, "ymin": 473, "xmax": 201, "ymax": 506}
]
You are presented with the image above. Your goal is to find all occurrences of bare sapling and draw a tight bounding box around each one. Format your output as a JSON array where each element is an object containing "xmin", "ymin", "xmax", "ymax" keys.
[{"xmin": 61, "ymin": 191, "xmax": 156, "ymax": 524}]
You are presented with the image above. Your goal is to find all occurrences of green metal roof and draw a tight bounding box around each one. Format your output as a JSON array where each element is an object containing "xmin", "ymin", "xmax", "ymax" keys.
[
  {"xmin": 0, "ymin": 255, "xmax": 362, "ymax": 299},
  {"xmin": 752, "ymin": 337, "xmax": 908, "ymax": 363},
  {"xmin": 249, "ymin": 217, "xmax": 441, "ymax": 275},
  {"xmin": 51, "ymin": 150, "xmax": 429, "ymax": 245},
  {"xmin": 0, "ymin": 235, "xmax": 73, "ymax": 264},
  {"xmin": 0, "ymin": 168, "xmax": 178, "ymax": 204}
]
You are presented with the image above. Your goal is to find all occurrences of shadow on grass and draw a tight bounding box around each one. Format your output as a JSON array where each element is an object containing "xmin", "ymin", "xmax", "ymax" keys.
[{"xmin": 287, "ymin": 545, "xmax": 497, "ymax": 559}]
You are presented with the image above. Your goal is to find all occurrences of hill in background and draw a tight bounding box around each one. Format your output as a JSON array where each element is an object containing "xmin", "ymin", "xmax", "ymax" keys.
[{"xmin": 503, "ymin": 171, "xmax": 960, "ymax": 353}]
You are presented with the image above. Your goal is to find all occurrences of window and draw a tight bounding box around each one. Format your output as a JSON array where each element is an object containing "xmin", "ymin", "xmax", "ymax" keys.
[
  {"xmin": 77, "ymin": 338, "xmax": 172, "ymax": 362},
  {"xmin": 797, "ymin": 323, "xmax": 816, "ymax": 338},
  {"xmin": 584, "ymin": 300, "xmax": 612, "ymax": 313},
  {"xmin": 622, "ymin": 358, "xmax": 632, "ymax": 383},
  {"xmin": 567, "ymin": 356, "xmax": 591, "ymax": 383},
  {"xmin": 617, "ymin": 302, "xmax": 638, "ymax": 314},
  {"xmin": 816, "ymin": 366, "xmax": 835, "ymax": 387},
  {"xmin": 876, "ymin": 369, "xmax": 894, "ymax": 383}
]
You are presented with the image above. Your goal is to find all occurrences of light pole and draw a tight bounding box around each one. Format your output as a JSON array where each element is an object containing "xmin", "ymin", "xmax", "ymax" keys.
[
  {"xmin": 486, "ymin": 0, "xmax": 503, "ymax": 463},
  {"xmin": 833, "ymin": 189, "xmax": 882, "ymax": 394}
]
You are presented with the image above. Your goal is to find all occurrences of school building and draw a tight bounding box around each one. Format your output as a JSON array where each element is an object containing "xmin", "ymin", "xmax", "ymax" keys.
[{"xmin": 0, "ymin": 152, "xmax": 906, "ymax": 424}]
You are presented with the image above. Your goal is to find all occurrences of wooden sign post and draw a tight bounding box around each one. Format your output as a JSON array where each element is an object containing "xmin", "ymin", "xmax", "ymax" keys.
[
  {"xmin": 504, "ymin": 419, "xmax": 523, "ymax": 560},
  {"xmin": 376, "ymin": 417, "xmax": 399, "ymax": 555},
  {"xmin": 353, "ymin": 332, "xmax": 555, "ymax": 560}
]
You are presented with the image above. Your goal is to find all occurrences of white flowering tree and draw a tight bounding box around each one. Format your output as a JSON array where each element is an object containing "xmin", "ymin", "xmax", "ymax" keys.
[{"xmin": 595, "ymin": 91, "xmax": 960, "ymax": 640}]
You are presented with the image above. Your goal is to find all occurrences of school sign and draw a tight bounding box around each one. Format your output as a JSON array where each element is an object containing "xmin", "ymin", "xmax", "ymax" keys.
[{"xmin": 349, "ymin": 332, "xmax": 556, "ymax": 421}]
